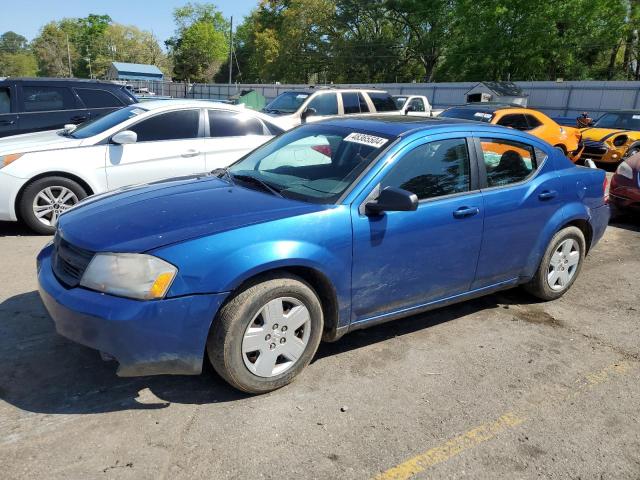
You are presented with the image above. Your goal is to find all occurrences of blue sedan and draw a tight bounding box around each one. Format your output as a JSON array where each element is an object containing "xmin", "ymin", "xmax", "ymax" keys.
[{"xmin": 37, "ymin": 116, "xmax": 610, "ymax": 393}]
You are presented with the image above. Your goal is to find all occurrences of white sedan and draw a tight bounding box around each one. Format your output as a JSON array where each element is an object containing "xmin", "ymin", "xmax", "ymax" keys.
[{"xmin": 0, "ymin": 100, "xmax": 285, "ymax": 233}]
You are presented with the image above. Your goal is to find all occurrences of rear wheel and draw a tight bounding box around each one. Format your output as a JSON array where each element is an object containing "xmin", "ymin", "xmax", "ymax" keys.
[
  {"xmin": 207, "ymin": 274, "xmax": 324, "ymax": 394},
  {"xmin": 18, "ymin": 176, "xmax": 87, "ymax": 235},
  {"xmin": 523, "ymin": 226, "xmax": 586, "ymax": 301}
]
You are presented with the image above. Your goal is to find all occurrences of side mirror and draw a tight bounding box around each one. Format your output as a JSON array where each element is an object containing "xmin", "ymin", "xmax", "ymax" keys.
[
  {"xmin": 365, "ymin": 186, "xmax": 418, "ymax": 215},
  {"xmin": 405, "ymin": 104, "xmax": 416, "ymax": 114},
  {"xmin": 301, "ymin": 107, "xmax": 317, "ymax": 123},
  {"xmin": 584, "ymin": 159, "xmax": 597, "ymax": 169},
  {"xmin": 63, "ymin": 124, "xmax": 77, "ymax": 134},
  {"xmin": 111, "ymin": 130, "xmax": 137, "ymax": 145}
]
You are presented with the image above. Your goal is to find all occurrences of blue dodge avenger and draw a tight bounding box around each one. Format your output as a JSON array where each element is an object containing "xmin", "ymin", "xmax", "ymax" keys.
[{"xmin": 37, "ymin": 116, "xmax": 609, "ymax": 393}]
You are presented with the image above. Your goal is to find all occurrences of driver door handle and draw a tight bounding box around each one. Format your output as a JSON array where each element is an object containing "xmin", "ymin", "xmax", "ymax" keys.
[
  {"xmin": 453, "ymin": 206, "xmax": 480, "ymax": 219},
  {"xmin": 70, "ymin": 115, "xmax": 87, "ymax": 123},
  {"xmin": 181, "ymin": 149, "xmax": 200, "ymax": 158},
  {"xmin": 0, "ymin": 120, "xmax": 15, "ymax": 126},
  {"xmin": 538, "ymin": 190, "xmax": 558, "ymax": 201}
]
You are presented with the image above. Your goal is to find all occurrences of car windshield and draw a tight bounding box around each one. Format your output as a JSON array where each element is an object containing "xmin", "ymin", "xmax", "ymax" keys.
[
  {"xmin": 228, "ymin": 124, "xmax": 394, "ymax": 204},
  {"xmin": 440, "ymin": 107, "xmax": 494, "ymax": 122},
  {"xmin": 393, "ymin": 96, "xmax": 408, "ymax": 109},
  {"xmin": 68, "ymin": 105, "xmax": 148, "ymax": 139},
  {"xmin": 594, "ymin": 112, "xmax": 640, "ymax": 130},
  {"xmin": 263, "ymin": 92, "xmax": 310, "ymax": 114}
]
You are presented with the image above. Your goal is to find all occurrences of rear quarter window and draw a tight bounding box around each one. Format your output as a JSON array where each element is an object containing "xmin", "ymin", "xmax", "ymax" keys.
[
  {"xmin": 75, "ymin": 88, "xmax": 124, "ymax": 108},
  {"xmin": 367, "ymin": 92, "xmax": 398, "ymax": 112}
]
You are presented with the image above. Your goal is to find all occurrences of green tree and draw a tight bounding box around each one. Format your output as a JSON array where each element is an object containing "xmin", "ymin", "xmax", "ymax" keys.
[
  {"xmin": 31, "ymin": 21, "xmax": 78, "ymax": 77},
  {"xmin": 0, "ymin": 31, "xmax": 29, "ymax": 54},
  {"xmin": 166, "ymin": 2, "xmax": 230, "ymax": 82}
]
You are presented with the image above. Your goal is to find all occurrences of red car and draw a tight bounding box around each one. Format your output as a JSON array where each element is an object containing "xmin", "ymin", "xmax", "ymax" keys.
[{"xmin": 610, "ymin": 153, "xmax": 640, "ymax": 216}]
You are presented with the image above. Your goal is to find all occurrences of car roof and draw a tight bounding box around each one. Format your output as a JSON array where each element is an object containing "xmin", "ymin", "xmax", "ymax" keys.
[
  {"xmin": 1, "ymin": 77, "xmax": 122, "ymax": 86},
  {"xmin": 280, "ymin": 88, "xmax": 386, "ymax": 94},
  {"xmin": 319, "ymin": 115, "xmax": 475, "ymax": 137},
  {"xmin": 139, "ymin": 99, "xmax": 259, "ymax": 111}
]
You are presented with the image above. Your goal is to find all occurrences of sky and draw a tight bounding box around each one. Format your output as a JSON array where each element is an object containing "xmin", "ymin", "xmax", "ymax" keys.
[{"xmin": 0, "ymin": 0, "xmax": 258, "ymax": 43}]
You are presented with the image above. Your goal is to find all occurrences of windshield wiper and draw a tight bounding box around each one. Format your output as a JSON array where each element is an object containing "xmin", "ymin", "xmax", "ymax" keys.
[
  {"xmin": 231, "ymin": 173, "xmax": 284, "ymax": 198},
  {"xmin": 211, "ymin": 167, "xmax": 234, "ymax": 185}
]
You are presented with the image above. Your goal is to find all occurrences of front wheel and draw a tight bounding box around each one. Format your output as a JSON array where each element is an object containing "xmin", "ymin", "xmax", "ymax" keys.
[
  {"xmin": 523, "ymin": 226, "xmax": 586, "ymax": 301},
  {"xmin": 18, "ymin": 176, "xmax": 87, "ymax": 235},
  {"xmin": 207, "ymin": 274, "xmax": 324, "ymax": 394}
]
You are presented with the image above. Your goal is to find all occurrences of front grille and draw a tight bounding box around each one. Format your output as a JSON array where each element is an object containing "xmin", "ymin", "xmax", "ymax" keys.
[
  {"xmin": 582, "ymin": 140, "xmax": 608, "ymax": 159},
  {"xmin": 51, "ymin": 234, "xmax": 94, "ymax": 288}
]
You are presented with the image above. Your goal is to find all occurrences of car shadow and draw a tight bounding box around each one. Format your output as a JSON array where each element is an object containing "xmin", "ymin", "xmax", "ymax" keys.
[
  {"xmin": 0, "ymin": 288, "xmax": 538, "ymax": 415},
  {"xmin": 609, "ymin": 216, "xmax": 640, "ymax": 233},
  {"xmin": 0, "ymin": 221, "xmax": 36, "ymax": 237}
]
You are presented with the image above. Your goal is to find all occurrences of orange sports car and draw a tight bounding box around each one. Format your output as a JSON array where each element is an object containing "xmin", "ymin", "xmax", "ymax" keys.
[{"xmin": 439, "ymin": 104, "xmax": 583, "ymax": 162}]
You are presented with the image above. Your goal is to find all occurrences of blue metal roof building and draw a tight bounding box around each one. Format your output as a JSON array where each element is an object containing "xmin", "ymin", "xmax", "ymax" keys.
[{"xmin": 106, "ymin": 62, "xmax": 164, "ymax": 81}]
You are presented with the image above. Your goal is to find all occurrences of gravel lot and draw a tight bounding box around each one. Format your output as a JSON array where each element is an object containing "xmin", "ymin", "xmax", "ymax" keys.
[{"xmin": 0, "ymin": 215, "xmax": 638, "ymax": 480}]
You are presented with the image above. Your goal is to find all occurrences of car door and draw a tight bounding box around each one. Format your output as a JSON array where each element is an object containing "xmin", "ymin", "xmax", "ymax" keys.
[
  {"xmin": 74, "ymin": 87, "xmax": 125, "ymax": 122},
  {"xmin": 204, "ymin": 109, "xmax": 275, "ymax": 170},
  {"xmin": 351, "ymin": 134, "xmax": 484, "ymax": 321},
  {"xmin": 18, "ymin": 83, "xmax": 87, "ymax": 133},
  {"xmin": 0, "ymin": 84, "xmax": 18, "ymax": 137},
  {"xmin": 105, "ymin": 108, "xmax": 206, "ymax": 189},
  {"xmin": 470, "ymin": 134, "xmax": 562, "ymax": 289}
]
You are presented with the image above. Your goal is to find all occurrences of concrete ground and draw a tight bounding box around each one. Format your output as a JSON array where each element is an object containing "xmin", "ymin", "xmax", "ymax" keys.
[{"xmin": 0, "ymin": 216, "xmax": 638, "ymax": 480}]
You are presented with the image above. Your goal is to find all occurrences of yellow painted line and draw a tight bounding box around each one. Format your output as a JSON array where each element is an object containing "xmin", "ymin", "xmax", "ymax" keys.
[
  {"xmin": 374, "ymin": 412, "xmax": 525, "ymax": 480},
  {"xmin": 374, "ymin": 361, "xmax": 634, "ymax": 480}
]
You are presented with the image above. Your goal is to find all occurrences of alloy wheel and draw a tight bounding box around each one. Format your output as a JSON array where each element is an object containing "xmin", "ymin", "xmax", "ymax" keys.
[{"xmin": 32, "ymin": 186, "xmax": 78, "ymax": 227}]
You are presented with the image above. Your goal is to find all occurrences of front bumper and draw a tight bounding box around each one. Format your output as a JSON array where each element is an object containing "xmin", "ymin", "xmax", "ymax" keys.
[
  {"xmin": 0, "ymin": 170, "xmax": 27, "ymax": 221},
  {"xmin": 37, "ymin": 244, "xmax": 228, "ymax": 376}
]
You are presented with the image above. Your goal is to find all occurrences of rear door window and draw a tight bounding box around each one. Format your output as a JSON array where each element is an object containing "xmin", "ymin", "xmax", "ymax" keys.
[
  {"xmin": 21, "ymin": 86, "xmax": 77, "ymax": 112},
  {"xmin": 367, "ymin": 92, "xmax": 398, "ymax": 112},
  {"xmin": 342, "ymin": 92, "xmax": 361, "ymax": 114},
  {"xmin": 306, "ymin": 93, "xmax": 338, "ymax": 116},
  {"xmin": 129, "ymin": 109, "xmax": 200, "ymax": 142},
  {"xmin": 0, "ymin": 87, "xmax": 10, "ymax": 114},
  {"xmin": 408, "ymin": 98, "xmax": 426, "ymax": 112},
  {"xmin": 208, "ymin": 110, "xmax": 268, "ymax": 137},
  {"xmin": 76, "ymin": 88, "xmax": 123, "ymax": 108},
  {"xmin": 479, "ymin": 138, "xmax": 538, "ymax": 187},
  {"xmin": 496, "ymin": 114, "xmax": 530, "ymax": 131}
]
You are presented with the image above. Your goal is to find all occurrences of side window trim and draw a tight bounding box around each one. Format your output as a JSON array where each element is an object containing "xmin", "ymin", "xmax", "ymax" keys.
[{"xmin": 471, "ymin": 135, "xmax": 548, "ymax": 190}]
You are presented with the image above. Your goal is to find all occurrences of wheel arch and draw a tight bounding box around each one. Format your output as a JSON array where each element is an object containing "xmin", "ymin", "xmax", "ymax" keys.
[
  {"xmin": 14, "ymin": 171, "xmax": 95, "ymax": 220},
  {"xmin": 218, "ymin": 265, "xmax": 342, "ymax": 343}
]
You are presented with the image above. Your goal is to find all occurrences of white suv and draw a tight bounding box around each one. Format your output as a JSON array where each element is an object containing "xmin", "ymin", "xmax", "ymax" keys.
[{"xmin": 262, "ymin": 88, "xmax": 401, "ymax": 128}]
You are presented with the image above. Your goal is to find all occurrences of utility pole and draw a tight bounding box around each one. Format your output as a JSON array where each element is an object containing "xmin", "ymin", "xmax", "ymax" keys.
[
  {"xmin": 228, "ymin": 16, "xmax": 233, "ymax": 85},
  {"xmin": 66, "ymin": 34, "xmax": 73, "ymax": 78}
]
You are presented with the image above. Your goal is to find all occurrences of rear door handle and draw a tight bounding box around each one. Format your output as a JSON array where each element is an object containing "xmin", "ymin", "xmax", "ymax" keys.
[
  {"xmin": 181, "ymin": 149, "xmax": 200, "ymax": 158},
  {"xmin": 0, "ymin": 120, "xmax": 15, "ymax": 126},
  {"xmin": 538, "ymin": 190, "xmax": 558, "ymax": 201},
  {"xmin": 70, "ymin": 115, "xmax": 87, "ymax": 123},
  {"xmin": 453, "ymin": 206, "xmax": 480, "ymax": 219}
]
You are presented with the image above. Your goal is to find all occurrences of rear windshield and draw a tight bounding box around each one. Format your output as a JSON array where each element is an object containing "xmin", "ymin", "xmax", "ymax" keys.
[
  {"xmin": 263, "ymin": 91, "xmax": 310, "ymax": 114},
  {"xmin": 440, "ymin": 107, "xmax": 494, "ymax": 122},
  {"xmin": 69, "ymin": 105, "xmax": 148, "ymax": 139}
]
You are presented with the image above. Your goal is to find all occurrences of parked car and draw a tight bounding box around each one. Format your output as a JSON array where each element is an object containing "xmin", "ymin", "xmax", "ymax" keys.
[
  {"xmin": 391, "ymin": 94, "xmax": 443, "ymax": 116},
  {"xmin": 0, "ymin": 78, "xmax": 137, "ymax": 138},
  {"xmin": 262, "ymin": 88, "xmax": 399, "ymax": 128},
  {"xmin": 609, "ymin": 153, "xmax": 640, "ymax": 216},
  {"xmin": 578, "ymin": 110, "xmax": 640, "ymax": 164},
  {"xmin": 0, "ymin": 100, "xmax": 284, "ymax": 234},
  {"xmin": 37, "ymin": 116, "xmax": 609, "ymax": 393},
  {"xmin": 439, "ymin": 104, "xmax": 583, "ymax": 162}
]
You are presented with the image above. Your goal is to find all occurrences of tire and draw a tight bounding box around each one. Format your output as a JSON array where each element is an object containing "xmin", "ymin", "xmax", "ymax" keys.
[
  {"xmin": 623, "ymin": 145, "xmax": 640, "ymax": 160},
  {"xmin": 207, "ymin": 274, "xmax": 324, "ymax": 394},
  {"xmin": 523, "ymin": 226, "xmax": 586, "ymax": 301},
  {"xmin": 18, "ymin": 176, "xmax": 87, "ymax": 235}
]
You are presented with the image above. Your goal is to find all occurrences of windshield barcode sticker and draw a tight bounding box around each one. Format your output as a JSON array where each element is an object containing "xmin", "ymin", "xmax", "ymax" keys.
[
  {"xmin": 344, "ymin": 132, "xmax": 387, "ymax": 148},
  {"xmin": 633, "ymin": 115, "xmax": 640, "ymax": 120}
]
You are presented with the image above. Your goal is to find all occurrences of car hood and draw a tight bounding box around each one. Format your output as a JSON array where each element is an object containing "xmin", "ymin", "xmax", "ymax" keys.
[
  {"xmin": 0, "ymin": 129, "xmax": 83, "ymax": 155},
  {"xmin": 581, "ymin": 127, "xmax": 634, "ymax": 143},
  {"xmin": 57, "ymin": 175, "xmax": 327, "ymax": 253}
]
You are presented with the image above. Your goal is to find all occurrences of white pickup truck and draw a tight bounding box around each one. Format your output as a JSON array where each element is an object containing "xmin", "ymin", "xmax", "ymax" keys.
[{"xmin": 392, "ymin": 95, "xmax": 443, "ymax": 117}]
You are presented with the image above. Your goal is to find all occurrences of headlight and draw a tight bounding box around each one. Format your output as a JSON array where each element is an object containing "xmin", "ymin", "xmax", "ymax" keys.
[
  {"xmin": 80, "ymin": 253, "xmax": 177, "ymax": 300},
  {"xmin": 615, "ymin": 161, "xmax": 634, "ymax": 180},
  {"xmin": 0, "ymin": 153, "xmax": 24, "ymax": 168},
  {"xmin": 613, "ymin": 135, "xmax": 628, "ymax": 147}
]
